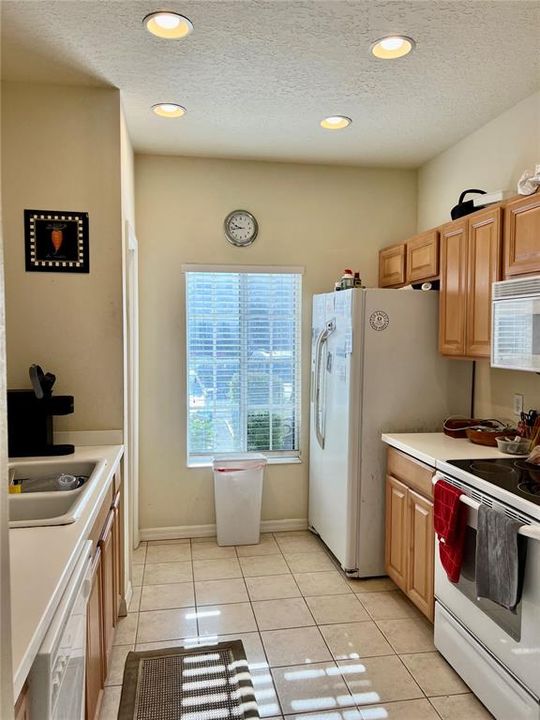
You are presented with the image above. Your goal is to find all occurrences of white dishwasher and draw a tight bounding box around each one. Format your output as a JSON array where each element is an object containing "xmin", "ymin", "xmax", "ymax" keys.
[{"xmin": 28, "ymin": 540, "xmax": 92, "ymax": 720}]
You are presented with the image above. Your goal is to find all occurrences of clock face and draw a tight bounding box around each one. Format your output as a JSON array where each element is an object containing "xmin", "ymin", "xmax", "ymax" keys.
[{"xmin": 224, "ymin": 210, "xmax": 258, "ymax": 247}]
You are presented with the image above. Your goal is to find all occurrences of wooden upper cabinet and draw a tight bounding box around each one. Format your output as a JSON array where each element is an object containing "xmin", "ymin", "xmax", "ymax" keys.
[
  {"xmin": 407, "ymin": 489, "xmax": 434, "ymax": 622},
  {"xmin": 379, "ymin": 244, "xmax": 406, "ymax": 287},
  {"xmin": 406, "ymin": 230, "xmax": 439, "ymax": 284},
  {"xmin": 385, "ymin": 474, "xmax": 408, "ymax": 591},
  {"xmin": 439, "ymin": 218, "xmax": 468, "ymax": 356},
  {"xmin": 504, "ymin": 193, "xmax": 540, "ymax": 278},
  {"xmin": 466, "ymin": 207, "xmax": 502, "ymax": 357}
]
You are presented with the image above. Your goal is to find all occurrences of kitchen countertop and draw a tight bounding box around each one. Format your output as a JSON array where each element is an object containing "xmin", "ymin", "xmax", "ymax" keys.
[
  {"xmin": 9, "ymin": 444, "xmax": 124, "ymax": 698},
  {"xmin": 382, "ymin": 432, "xmax": 519, "ymax": 467}
]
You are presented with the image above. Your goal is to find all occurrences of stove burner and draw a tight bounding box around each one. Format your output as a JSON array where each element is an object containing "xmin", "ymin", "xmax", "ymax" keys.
[
  {"xmin": 469, "ymin": 461, "xmax": 519, "ymax": 481},
  {"xmin": 517, "ymin": 481, "xmax": 540, "ymax": 497},
  {"xmin": 514, "ymin": 460, "xmax": 540, "ymax": 475},
  {"xmin": 447, "ymin": 457, "xmax": 540, "ymax": 508}
]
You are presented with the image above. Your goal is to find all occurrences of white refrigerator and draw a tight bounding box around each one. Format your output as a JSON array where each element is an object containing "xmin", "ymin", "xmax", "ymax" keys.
[{"xmin": 309, "ymin": 288, "xmax": 472, "ymax": 577}]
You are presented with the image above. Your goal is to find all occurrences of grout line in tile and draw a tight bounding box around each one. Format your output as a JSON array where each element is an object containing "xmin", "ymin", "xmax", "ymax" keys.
[
  {"xmin": 426, "ymin": 695, "xmax": 448, "ymax": 720},
  {"xmin": 187, "ymin": 538, "xmax": 199, "ymax": 637},
  {"xmin": 132, "ymin": 539, "xmax": 145, "ymax": 648},
  {"xmin": 392, "ymin": 651, "xmax": 429, "ymax": 700},
  {"xmin": 121, "ymin": 534, "xmax": 437, "ymax": 719},
  {"xmin": 241, "ymin": 539, "xmax": 285, "ymax": 718}
]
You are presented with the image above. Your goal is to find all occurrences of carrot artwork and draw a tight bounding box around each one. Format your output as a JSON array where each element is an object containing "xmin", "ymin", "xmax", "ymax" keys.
[{"xmin": 51, "ymin": 227, "xmax": 64, "ymax": 253}]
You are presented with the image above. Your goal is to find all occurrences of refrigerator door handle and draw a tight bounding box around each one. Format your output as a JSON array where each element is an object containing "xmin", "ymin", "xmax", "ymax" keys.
[
  {"xmin": 314, "ymin": 320, "xmax": 336, "ymax": 449},
  {"xmin": 314, "ymin": 329, "xmax": 326, "ymax": 449}
]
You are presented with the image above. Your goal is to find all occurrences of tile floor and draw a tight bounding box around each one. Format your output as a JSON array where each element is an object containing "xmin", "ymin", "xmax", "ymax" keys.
[{"xmin": 99, "ymin": 531, "xmax": 493, "ymax": 719}]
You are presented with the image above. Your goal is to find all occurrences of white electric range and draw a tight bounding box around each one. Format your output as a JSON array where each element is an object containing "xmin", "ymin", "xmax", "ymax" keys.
[{"xmin": 435, "ymin": 456, "xmax": 540, "ymax": 720}]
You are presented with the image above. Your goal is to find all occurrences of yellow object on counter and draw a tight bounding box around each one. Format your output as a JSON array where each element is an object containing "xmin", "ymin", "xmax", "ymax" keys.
[{"xmin": 9, "ymin": 483, "xmax": 22, "ymax": 494}]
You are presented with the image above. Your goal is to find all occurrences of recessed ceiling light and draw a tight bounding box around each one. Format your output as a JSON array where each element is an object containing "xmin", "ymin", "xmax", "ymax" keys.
[
  {"xmin": 143, "ymin": 11, "xmax": 193, "ymax": 39},
  {"xmin": 371, "ymin": 35, "xmax": 415, "ymax": 59},
  {"xmin": 320, "ymin": 116, "xmax": 352, "ymax": 130},
  {"xmin": 152, "ymin": 103, "xmax": 187, "ymax": 118}
]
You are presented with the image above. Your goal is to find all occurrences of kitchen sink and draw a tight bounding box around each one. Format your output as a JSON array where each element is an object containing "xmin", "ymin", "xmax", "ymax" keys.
[{"xmin": 9, "ymin": 459, "xmax": 107, "ymax": 528}]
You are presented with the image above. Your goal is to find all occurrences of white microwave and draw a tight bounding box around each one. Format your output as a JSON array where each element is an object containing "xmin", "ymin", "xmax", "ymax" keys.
[{"xmin": 492, "ymin": 275, "xmax": 540, "ymax": 372}]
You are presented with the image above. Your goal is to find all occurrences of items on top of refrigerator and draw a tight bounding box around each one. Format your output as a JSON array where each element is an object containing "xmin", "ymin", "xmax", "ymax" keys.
[{"xmin": 335, "ymin": 269, "xmax": 363, "ymax": 291}]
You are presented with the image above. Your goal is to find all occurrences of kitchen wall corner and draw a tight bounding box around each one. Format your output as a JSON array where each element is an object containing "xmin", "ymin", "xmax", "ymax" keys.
[
  {"xmin": 135, "ymin": 154, "xmax": 418, "ymax": 531},
  {"xmin": 1, "ymin": 82, "xmax": 125, "ymax": 431},
  {"xmin": 417, "ymin": 90, "xmax": 540, "ymax": 419}
]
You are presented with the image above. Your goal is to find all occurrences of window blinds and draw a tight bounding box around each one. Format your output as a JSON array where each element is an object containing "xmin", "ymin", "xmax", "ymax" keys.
[{"xmin": 185, "ymin": 271, "xmax": 302, "ymax": 460}]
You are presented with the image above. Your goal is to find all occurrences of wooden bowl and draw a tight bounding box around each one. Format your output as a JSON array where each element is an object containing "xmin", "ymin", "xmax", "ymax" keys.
[{"xmin": 465, "ymin": 428, "xmax": 510, "ymax": 447}]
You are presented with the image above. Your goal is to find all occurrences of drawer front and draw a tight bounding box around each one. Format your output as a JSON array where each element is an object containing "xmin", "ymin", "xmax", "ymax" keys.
[{"xmin": 387, "ymin": 447, "xmax": 434, "ymax": 499}]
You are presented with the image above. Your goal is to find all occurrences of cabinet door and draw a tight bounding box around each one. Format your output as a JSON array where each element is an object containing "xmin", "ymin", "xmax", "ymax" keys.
[
  {"xmin": 406, "ymin": 230, "xmax": 439, "ymax": 284},
  {"xmin": 112, "ymin": 487, "xmax": 124, "ymax": 623},
  {"xmin": 407, "ymin": 489, "xmax": 434, "ymax": 621},
  {"xmin": 504, "ymin": 194, "xmax": 540, "ymax": 278},
  {"xmin": 439, "ymin": 219, "xmax": 468, "ymax": 356},
  {"xmin": 14, "ymin": 684, "xmax": 30, "ymax": 720},
  {"xmin": 385, "ymin": 475, "xmax": 408, "ymax": 590},
  {"xmin": 379, "ymin": 244, "xmax": 406, "ymax": 287},
  {"xmin": 86, "ymin": 549, "xmax": 104, "ymax": 720},
  {"xmin": 98, "ymin": 510, "xmax": 115, "ymax": 680},
  {"xmin": 466, "ymin": 207, "xmax": 502, "ymax": 357}
]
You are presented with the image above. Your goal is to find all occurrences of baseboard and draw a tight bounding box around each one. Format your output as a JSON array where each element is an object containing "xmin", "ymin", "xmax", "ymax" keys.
[
  {"xmin": 261, "ymin": 518, "xmax": 308, "ymax": 533},
  {"xmin": 139, "ymin": 518, "xmax": 308, "ymax": 541}
]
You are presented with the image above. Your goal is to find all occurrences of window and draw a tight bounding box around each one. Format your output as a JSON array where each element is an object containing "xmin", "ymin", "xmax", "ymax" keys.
[{"xmin": 185, "ymin": 267, "xmax": 302, "ymax": 463}]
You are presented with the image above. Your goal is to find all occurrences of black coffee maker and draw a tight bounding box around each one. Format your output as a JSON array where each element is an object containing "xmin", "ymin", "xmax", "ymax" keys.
[{"xmin": 7, "ymin": 365, "xmax": 75, "ymax": 456}]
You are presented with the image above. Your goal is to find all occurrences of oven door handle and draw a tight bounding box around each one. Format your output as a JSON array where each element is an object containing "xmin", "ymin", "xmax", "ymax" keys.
[{"xmin": 432, "ymin": 473, "xmax": 540, "ymax": 541}]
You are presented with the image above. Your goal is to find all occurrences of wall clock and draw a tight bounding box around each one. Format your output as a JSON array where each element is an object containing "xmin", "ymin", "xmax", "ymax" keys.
[{"xmin": 224, "ymin": 210, "xmax": 258, "ymax": 247}]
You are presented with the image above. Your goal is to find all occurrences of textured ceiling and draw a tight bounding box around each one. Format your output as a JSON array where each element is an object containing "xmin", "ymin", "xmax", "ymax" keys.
[{"xmin": 2, "ymin": 0, "xmax": 539, "ymax": 167}]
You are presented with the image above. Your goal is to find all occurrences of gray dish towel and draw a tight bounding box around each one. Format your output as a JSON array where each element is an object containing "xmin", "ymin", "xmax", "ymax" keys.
[{"xmin": 476, "ymin": 504, "xmax": 526, "ymax": 610}]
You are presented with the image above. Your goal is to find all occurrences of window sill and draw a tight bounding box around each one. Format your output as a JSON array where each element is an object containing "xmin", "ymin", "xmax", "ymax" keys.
[{"xmin": 187, "ymin": 455, "xmax": 302, "ymax": 469}]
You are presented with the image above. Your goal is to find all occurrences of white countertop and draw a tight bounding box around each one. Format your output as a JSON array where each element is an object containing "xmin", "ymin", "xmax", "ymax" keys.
[
  {"xmin": 9, "ymin": 444, "xmax": 123, "ymax": 698},
  {"xmin": 382, "ymin": 432, "xmax": 517, "ymax": 467}
]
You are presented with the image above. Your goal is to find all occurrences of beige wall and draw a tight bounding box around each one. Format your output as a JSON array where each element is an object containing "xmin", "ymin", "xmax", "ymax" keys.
[
  {"xmin": 120, "ymin": 109, "xmax": 136, "ymax": 231},
  {"xmin": 417, "ymin": 91, "xmax": 540, "ymax": 230},
  {"xmin": 135, "ymin": 154, "xmax": 417, "ymax": 531},
  {"xmin": 1, "ymin": 82, "xmax": 124, "ymax": 431},
  {"xmin": 0, "ymin": 124, "xmax": 14, "ymax": 712},
  {"xmin": 417, "ymin": 90, "xmax": 540, "ymax": 420}
]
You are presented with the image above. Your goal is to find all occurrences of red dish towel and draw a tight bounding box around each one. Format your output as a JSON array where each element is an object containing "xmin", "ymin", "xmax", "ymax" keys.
[{"xmin": 434, "ymin": 479, "xmax": 467, "ymax": 583}]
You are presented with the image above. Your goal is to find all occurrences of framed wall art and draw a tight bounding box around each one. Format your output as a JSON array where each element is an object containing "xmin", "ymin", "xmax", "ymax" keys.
[{"xmin": 24, "ymin": 209, "xmax": 89, "ymax": 273}]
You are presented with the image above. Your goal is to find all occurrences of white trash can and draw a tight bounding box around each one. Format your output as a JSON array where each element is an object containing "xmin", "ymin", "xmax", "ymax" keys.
[{"xmin": 213, "ymin": 453, "xmax": 267, "ymax": 546}]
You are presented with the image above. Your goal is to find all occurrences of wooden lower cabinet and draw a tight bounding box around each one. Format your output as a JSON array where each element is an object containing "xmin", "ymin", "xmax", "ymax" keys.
[
  {"xmin": 407, "ymin": 489, "xmax": 435, "ymax": 621},
  {"xmin": 112, "ymin": 476, "xmax": 125, "ymax": 621},
  {"xmin": 384, "ymin": 475, "xmax": 408, "ymax": 589},
  {"xmin": 14, "ymin": 684, "xmax": 30, "ymax": 720},
  {"xmin": 99, "ymin": 510, "xmax": 116, "ymax": 681},
  {"xmin": 86, "ymin": 549, "xmax": 104, "ymax": 720},
  {"xmin": 85, "ymin": 472, "xmax": 124, "ymax": 719},
  {"xmin": 385, "ymin": 448, "xmax": 435, "ymax": 621}
]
